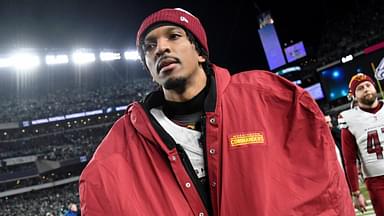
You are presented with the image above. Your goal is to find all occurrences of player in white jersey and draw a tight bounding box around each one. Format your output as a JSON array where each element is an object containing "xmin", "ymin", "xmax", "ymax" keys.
[{"xmin": 339, "ymin": 73, "xmax": 384, "ymax": 215}]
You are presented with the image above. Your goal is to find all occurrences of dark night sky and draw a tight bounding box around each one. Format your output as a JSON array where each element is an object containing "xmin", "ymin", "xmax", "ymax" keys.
[{"xmin": 0, "ymin": 0, "xmax": 367, "ymax": 72}]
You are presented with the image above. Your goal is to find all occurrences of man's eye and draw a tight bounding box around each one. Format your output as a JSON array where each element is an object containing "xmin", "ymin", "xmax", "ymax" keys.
[
  {"xmin": 143, "ymin": 43, "xmax": 156, "ymax": 52},
  {"xmin": 169, "ymin": 34, "xmax": 181, "ymax": 40}
]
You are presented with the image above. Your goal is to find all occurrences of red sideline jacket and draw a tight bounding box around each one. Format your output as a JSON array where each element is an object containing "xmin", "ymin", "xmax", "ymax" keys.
[{"xmin": 80, "ymin": 65, "xmax": 354, "ymax": 216}]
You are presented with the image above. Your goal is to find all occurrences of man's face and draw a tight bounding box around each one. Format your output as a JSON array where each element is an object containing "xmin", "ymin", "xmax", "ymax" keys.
[
  {"xmin": 325, "ymin": 115, "xmax": 332, "ymax": 128},
  {"xmin": 142, "ymin": 25, "xmax": 206, "ymax": 90},
  {"xmin": 70, "ymin": 204, "xmax": 78, "ymax": 212},
  {"xmin": 355, "ymin": 81, "xmax": 377, "ymax": 106}
]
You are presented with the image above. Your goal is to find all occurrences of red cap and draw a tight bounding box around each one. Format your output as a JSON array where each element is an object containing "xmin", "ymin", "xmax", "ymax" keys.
[
  {"xmin": 348, "ymin": 73, "xmax": 375, "ymax": 96},
  {"xmin": 136, "ymin": 8, "xmax": 208, "ymax": 54}
]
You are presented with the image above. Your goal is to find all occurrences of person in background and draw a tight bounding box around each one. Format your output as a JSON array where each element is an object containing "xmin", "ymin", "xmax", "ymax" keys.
[
  {"xmin": 339, "ymin": 73, "xmax": 384, "ymax": 215},
  {"xmin": 80, "ymin": 8, "xmax": 354, "ymax": 215},
  {"xmin": 64, "ymin": 203, "xmax": 78, "ymax": 216},
  {"xmin": 325, "ymin": 114, "xmax": 344, "ymax": 168}
]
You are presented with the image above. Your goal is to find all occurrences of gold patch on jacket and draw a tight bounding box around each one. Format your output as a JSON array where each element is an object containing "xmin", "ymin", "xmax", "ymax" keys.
[{"xmin": 230, "ymin": 132, "xmax": 265, "ymax": 147}]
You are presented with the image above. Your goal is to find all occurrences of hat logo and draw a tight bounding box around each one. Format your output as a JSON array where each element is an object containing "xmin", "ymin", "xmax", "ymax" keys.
[{"xmin": 180, "ymin": 16, "xmax": 189, "ymax": 23}]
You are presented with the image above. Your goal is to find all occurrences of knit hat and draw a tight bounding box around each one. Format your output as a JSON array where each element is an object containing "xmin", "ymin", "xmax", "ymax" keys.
[
  {"xmin": 136, "ymin": 8, "xmax": 208, "ymax": 55},
  {"xmin": 348, "ymin": 73, "xmax": 375, "ymax": 96}
]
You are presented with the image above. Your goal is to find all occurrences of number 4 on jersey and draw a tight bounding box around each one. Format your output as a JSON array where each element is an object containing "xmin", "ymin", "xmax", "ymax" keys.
[{"xmin": 367, "ymin": 129, "xmax": 384, "ymax": 159}]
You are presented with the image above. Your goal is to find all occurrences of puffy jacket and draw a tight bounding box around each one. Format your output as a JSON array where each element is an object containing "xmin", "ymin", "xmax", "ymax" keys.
[{"xmin": 80, "ymin": 65, "xmax": 354, "ymax": 215}]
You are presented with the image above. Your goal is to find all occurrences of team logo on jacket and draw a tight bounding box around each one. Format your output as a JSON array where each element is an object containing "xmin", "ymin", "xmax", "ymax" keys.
[{"xmin": 229, "ymin": 132, "xmax": 265, "ymax": 147}]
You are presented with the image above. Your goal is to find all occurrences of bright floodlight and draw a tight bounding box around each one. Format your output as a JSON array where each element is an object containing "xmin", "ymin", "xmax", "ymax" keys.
[
  {"xmin": 11, "ymin": 53, "xmax": 40, "ymax": 70},
  {"xmin": 0, "ymin": 57, "xmax": 12, "ymax": 68},
  {"xmin": 72, "ymin": 51, "xmax": 96, "ymax": 64},
  {"xmin": 124, "ymin": 51, "xmax": 140, "ymax": 61},
  {"xmin": 100, "ymin": 52, "xmax": 121, "ymax": 61},
  {"xmin": 46, "ymin": 54, "xmax": 69, "ymax": 65}
]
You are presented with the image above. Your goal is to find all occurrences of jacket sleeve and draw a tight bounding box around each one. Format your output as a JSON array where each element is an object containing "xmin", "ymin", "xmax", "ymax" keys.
[
  {"xmin": 341, "ymin": 127, "xmax": 359, "ymax": 191},
  {"xmin": 288, "ymin": 91, "xmax": 355, "ymax": 215},
  {"xmin": 79, "ymin": 163, "xmax": 112, "ymax": 216},
  {"xmin": 79, "ymin": 116, "xmax": 130, "ymax": 215}
]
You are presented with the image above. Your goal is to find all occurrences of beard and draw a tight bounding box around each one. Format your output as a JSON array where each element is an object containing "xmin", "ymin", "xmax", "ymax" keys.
[
  {"xmin": 358, "ymin": 92, "xmax": 377, "ymax": 106},
  {"xmin": 163, "ymin": 77, "xmax": 187, "ymax": 94}
]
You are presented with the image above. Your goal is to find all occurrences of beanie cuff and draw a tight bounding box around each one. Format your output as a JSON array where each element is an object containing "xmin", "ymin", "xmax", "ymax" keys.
[{"xmin": 136, "ymin": 8, "xmax": 208, "ymax": 54}]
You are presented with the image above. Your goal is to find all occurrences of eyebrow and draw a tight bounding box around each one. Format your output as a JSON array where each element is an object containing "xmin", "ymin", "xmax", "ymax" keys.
[{"xmin": 144, "ymin": 26, "xmax": 185, "ymax": 42}]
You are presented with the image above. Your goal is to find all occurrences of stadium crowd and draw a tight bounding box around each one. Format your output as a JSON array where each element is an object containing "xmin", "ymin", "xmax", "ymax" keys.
[
  {"xmin": 316, "ymin": 1, "xmax": 384, "ymax": 65},
  {"xmin": 0, "ymin": 77, "xmax": 157, "ymax": 123},
  {"xmin": 0, "ymin": 125, "xmax": 109, "ymax": 161},
  {"xmin": 0, "ymin": 182, "xmax": 79, "ymax": 216}
]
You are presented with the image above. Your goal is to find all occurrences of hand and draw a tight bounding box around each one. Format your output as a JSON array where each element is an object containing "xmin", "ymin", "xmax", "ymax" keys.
[{"xmin": 353, "ymin": 193, "xmax": 367, "ymax": 213}]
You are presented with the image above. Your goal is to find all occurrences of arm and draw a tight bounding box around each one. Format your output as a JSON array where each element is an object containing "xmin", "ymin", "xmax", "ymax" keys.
[
  {"xmin": 341, "ymin": 128, "xmax": 359, "ymax": 191},
  {"xmin": 286, "ymin": 91, "xmax": 355, "ymax": 214},
  {"xmin": 79, "ymin": 164, "xmax": 111, "ymax": 216},
  {"xmin": 79, "ymin": 180, "xmax": 109, "ymax": 215},
  {"xmin": 79, "ymin": 116, "xmax": 131, "ymax": 216},
  {"xmin": 341, "ymin": 128, "xmax": 367, "ymax": 212}
]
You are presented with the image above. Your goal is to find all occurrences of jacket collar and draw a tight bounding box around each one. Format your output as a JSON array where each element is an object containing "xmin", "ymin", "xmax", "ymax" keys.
[
  {"xmin": 139, "ymin": 64, "xmax": 230, "ymax": 112},
  {"xmin": 129, "ymin": 64, "xmax": 231, "ymax": 145}
]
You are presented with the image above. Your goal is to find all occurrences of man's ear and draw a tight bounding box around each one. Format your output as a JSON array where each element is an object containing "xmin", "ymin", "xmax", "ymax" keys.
[{"xmin": 198, "ymin": 55, "xmax": 206, "ymax": 63}]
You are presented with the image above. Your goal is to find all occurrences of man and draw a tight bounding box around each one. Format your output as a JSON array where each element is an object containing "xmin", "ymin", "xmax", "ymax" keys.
[
  {"xmin": 64, "ymin": 203, "xmax": 78, "ymax": 216},
  {"xmin": 325, "ymin": 115, "xmax": 344, "ymax": 168},
  {"xmin": 339, "ymin": 73, "xmax": 384, "ymax": 215},
  {"xmin": 79, "ymin": 8, "xmax": 354, "ymax": 215}
]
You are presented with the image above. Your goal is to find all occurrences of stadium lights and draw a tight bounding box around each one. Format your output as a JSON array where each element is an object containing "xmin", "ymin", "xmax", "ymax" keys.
[
  {"xmin": 11, "ymin": 53, "xmax": 40, "ymax": 70},
  {"xmin": 292, "ymin": 80, "xmax": 302, "ymax": 85},
  {"xmin": 276, "ymin": 66, "xmax": 301, "ymax": 75},
  {"xmin": 100, "ymin": 52, "xmax": 121, "ymax": 61},
  {"xmin": 341, "ymin": 54, "xmax": 353, "ymax": 63},
  {"xmin": 72, "ymin": 51, "xmax": 96, "ymax": 64},
  {"xmin": 0, "ymin": 49, "xmax": 141, "ymax": 69},
  {"xmin": 124, "ymin": 51, "xmax": 140, "ymax": 61},
  {"xmin": 0, "ymin": 57, "xmax": 13, "ymax": 68},
  {"xmin": 45, "ymin": 54, "xmax": 69, "ymax": 65}
]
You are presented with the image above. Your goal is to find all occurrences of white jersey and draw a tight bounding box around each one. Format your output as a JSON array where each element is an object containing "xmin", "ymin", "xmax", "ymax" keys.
[{"xmin": 339, "ymin": 103, "xmax": 384, "ymax": 178}]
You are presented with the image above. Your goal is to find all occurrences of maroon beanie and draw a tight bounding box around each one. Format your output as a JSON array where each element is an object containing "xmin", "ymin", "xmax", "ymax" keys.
[
  {"xmin": 348, "ymin": 73, "xmax": 375, "ymax": 96},
  {"xmin": 136, "ymin": 8, "xmax": 208, "ymax": 54}
]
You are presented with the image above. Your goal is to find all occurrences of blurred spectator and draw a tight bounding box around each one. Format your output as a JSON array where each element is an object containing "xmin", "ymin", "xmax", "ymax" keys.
[
  {"xmin": 325, "ymin": 114, "xmax": 344, "ymax": 168},
  {"xmin": 64, "ymin": 203, "xmax": 78, "ymax": 216}
]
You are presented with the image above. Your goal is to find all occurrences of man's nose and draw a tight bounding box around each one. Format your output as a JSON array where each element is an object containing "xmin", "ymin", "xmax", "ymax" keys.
[
  {"xmin": 155, "ymin": 38, "xmax": 170, "ymax": 56},
  {"xmin": 363, "ymin": 85, "xmax": 370, "ymax": 92}
]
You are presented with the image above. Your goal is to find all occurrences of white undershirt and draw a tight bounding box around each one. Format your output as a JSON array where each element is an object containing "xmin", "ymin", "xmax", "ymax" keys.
[{"xmin": 150, "ymin": 108, "xmax": 206, "ymax": 179}]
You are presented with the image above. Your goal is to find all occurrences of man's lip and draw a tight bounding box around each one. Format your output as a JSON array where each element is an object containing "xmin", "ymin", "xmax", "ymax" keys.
[
  {"xmin": 158, "ymin": 62, "xmax": 177, "ymax": 74},
  {"xmin": 156, "ymin": 57, "xmax": 178, "ymax": 73}
]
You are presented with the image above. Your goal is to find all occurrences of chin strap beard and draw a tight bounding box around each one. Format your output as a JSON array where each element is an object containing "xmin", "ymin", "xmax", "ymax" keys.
[{"xmin": 163, "ymin": 78, "xmax": 187, "ymax": 94}]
